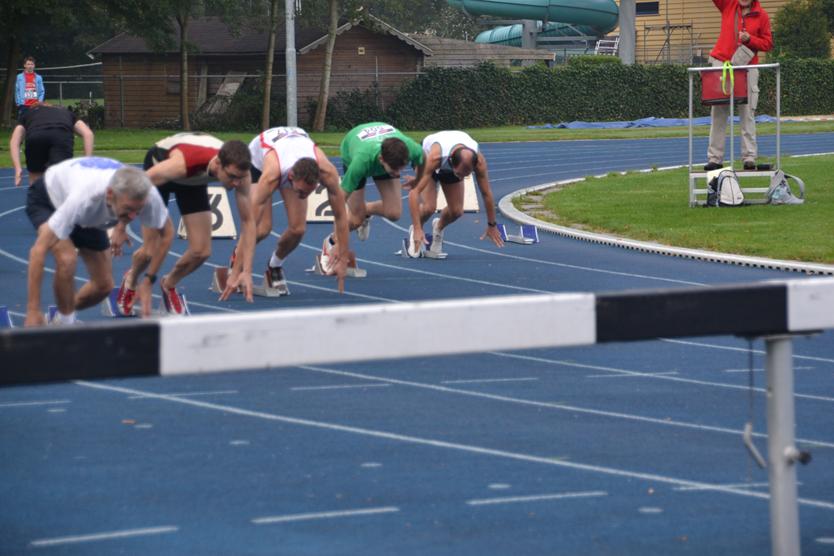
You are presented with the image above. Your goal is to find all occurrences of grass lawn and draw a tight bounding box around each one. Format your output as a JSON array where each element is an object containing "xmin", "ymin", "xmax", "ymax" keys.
[{"xmin": 524, "ymin": 154, "xmax": 834, "ymax": 264}]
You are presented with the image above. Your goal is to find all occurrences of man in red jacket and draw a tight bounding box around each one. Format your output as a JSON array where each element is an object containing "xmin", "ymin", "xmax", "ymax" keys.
[{"xmin": 704, "ymin": 0, "xmax": 772, "ymax": 172}]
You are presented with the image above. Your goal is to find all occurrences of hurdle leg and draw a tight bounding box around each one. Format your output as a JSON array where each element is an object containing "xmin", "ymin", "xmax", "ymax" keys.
[{"xmin": 765, "ymin": 335, "xmax": 802, "ymax": 556}]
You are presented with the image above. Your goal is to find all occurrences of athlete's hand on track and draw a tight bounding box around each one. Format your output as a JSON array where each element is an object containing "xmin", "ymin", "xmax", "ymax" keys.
[
  {"xmin": 14, "ymin": 169, "xmax": 23, "ymax": 187},
  {"xmin": 220, "ymin": 270, "xmax": 253, "ymax": 302},
  {"xmin": 109, "ymin": 225, "xmax": 131, "ymax": 256},
  {"xmin": 481, "ymin": 225, "xmax": 505, "ymax": 248}
]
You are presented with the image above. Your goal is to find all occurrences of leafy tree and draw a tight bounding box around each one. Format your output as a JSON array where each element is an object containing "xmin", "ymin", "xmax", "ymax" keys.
[
  {"xmin": 312, "ymin": 0, "xmax": 341, "ymax": 131},
  {"xmin": 773, "ymin": 0, "xmax": 831, "ymax": 58},
  {"xmin": 0, "ymin": 0, "xmax": 79, "ymax": 125},
  {"xmin": 262, "ymin": 0, "xmax": 280, "ymax": 129}
]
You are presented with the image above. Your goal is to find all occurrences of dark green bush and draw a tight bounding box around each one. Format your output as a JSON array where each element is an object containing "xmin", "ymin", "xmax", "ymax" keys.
[
  {"xmin": 305, "ymin": 83, "xmax": 386, "ymax": 130},
  {"xmin": 69, "ymin": 100, "xmax": 106, "ymax": 129}
]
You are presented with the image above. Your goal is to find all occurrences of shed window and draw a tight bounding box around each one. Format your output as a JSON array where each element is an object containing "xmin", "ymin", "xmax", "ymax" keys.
[{"xmin": 636, "ymin": 1, "xmax": 660, "ymax": 15}]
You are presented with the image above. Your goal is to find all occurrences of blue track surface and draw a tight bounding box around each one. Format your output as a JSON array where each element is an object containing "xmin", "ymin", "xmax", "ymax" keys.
[{"xmin": 2, "ymin": 133, "xmax": 833, "ymax": 555}]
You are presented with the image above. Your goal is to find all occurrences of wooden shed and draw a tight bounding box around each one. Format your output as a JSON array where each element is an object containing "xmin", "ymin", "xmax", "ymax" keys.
[{"xmin": 89, "ymin": 14, "xmax": 554, "ymax": 128}]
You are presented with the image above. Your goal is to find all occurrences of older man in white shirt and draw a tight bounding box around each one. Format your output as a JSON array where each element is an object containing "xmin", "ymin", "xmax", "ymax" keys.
[{"xmin": 25, "ymin": 157, "xmax": 172, "ymax": 326}]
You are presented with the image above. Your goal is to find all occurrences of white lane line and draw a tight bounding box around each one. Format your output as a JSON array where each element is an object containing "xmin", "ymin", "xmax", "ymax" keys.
[
  {"xmin": 277, "ymin": 231, "xmax": 553, "ymax": 295},
  {"xmin": 638, "ymin": 507, "xmax": 664, "ymax": 514},
  {"xmin": 674, "ymin": 482, "xmax": 774, "ymax": 491},
  {"xmin": 381, "ymin": 220, "xmax": 704, "ymax": 287},
  {"xmin": 30, "ymin": 526, "xmax": 178, "ymax": 547},
  {"xmin": 252, "ymin": 506, "xmax": 399, "ymax": 524},
  {"xmin": 585, "ymin": 371, "xmax": 679, "ymax": 379},
  {"xmin": 489, "ymin": 351, "xmax": 834, "ymax": 404},
  {"xmin": 296, "ymin": 365, "xmax": 834, "ymax": 450},
  {"xmin": 290, "ymin": 383, "xmax": 391, "ymax": 391},
  {"xmin": 661, "ymin": 338, "xmax": 834, "ymax": 365},
  {"xmin": 723, "ymin": 366, "xmax": 814, "ymax": 374},
  {"xmin": 0, "ymin": 399, "xmax": 70, "ymax": 408},
  {"xmin": 126, "ymin": 225, "xmax": 390, "ymax": 304},
  {"xmin": 0, "ymin": 246, "xmax": 234, "ymax": 314},
  {"xmin": 75, "ymin": 380, "xmax": 834, "ymax": 512},
  {"xmin": 128, "ymin": 389, "xmax": 238, "ymax": 399},
  {"xmin": 440, "ymin": 377, "xmax": 540, "ymax": 385},
  {"xmin": 467, "ymin": 490, "xmax": 608, "ymax": 506}
]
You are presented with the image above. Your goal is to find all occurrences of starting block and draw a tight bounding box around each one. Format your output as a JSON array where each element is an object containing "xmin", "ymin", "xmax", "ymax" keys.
[
  {"xmin": 101, "ymin": 288, "xmax": 137, "ymax": 317},
  {"xmin": 497, "ymin": 224, "xmax": 539, "ymax": 245},
  {"xmin": 307, "ymin": 253, "xmax": 367, "ymax": 278},
  {"xmin": 0, "ymin": 305, "xmax": 13, "ymax": 328},
  {"xmin": 398, "ymin": 233, "xmax": 448, "ymax": 259},
  {"xmin": 210, "ymin": 267, "xmax": 289, "ymax": 297}
]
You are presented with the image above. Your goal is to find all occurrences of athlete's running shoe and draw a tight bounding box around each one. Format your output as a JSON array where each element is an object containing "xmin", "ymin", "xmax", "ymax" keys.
[
  {"xmin": 319, "ymin": 234, "xmax": 336, "ymax": 275},
  {"xmin": 429, "ymin": 218, "xmax": 444, "ymax": 254},
  {"xmin": 161, "ymin": 284, "xmax": 186, "ymax": 316},
  {"xmin": 356, "ymin": 216, "xmax": 372, "ymax": 241},
  {"xmin": 116, "ymin": 272, "xmax": 136, "ymax": 316},
  {"xmin": 266, "ymin": 265, "xmax": 287, "ymax": 290}
]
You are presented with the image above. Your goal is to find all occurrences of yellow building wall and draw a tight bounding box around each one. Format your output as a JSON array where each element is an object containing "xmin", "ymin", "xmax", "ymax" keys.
[{"xmin": 613, "ymin": 0, "xmax": 790, "ymax": 64}]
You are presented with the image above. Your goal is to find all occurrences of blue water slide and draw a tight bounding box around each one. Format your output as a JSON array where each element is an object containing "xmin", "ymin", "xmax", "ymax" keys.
[{"xmin": 448, "ymin": 0, "xmax": 619, "ymax": 46}]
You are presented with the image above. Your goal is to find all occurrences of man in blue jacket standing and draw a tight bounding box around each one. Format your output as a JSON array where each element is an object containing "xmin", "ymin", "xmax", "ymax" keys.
[{"xmin": 15, "ymin": 56, "xmax": 45, "ymax": 118}]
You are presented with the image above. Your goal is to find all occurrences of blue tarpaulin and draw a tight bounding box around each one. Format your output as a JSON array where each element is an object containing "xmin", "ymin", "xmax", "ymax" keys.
[{"xmin": 530, "ymin": 115, "xmax": 779, "ymax": 129}]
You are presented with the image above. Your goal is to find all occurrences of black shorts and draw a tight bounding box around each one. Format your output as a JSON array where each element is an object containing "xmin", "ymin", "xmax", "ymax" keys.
[
  {"xmin": 25, "ymin": 129, "xmax": 74, "ymax": 173},
  {"xmin": 250, "ymin": 166, "xmax": 262, "ymax": 184},
  {"xmin": 144, "ymin": 148, "xmax": 210, "ymax": 216},
  {"xmin": 342, "ymin": 163, "xmax": 393, "ymax": 191},
  {"xmin": 25, "ymin": 178, "xmax": 110, "ymax": 251},
  {"xmin": 433, "ymin": 170, "xmax": 462, "ymax": 185}
]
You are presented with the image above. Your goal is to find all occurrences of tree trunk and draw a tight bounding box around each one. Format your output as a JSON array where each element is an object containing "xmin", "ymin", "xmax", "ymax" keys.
[
  {"xmin": 312, "ymin": 0, "xmax": 339, "ymax": 132},
  {"xmin": 179, "ymin": 16, "xmax": 191, "ymax": 131},
  {"xmin": 262, "ymin": 0, "xmax": 279, "ymax": 130},
  {"xmin": 1, "ymin": 37, "xmax": 21, "ymax": 127}
]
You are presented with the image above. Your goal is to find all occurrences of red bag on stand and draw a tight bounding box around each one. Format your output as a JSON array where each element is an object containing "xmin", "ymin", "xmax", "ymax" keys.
[{"xmin": 701, "ymin": 62, "xmax": 748, "ymax": 105}]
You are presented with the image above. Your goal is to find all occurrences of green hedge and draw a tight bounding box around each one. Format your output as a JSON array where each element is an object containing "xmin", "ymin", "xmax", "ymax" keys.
[
  {"xmin": 380, "ymin": 58, "xmax": 834, "ymax": 129},
  {"xmin": 194, "ymin": 58, "xmax": 834, "ymax": 131}
]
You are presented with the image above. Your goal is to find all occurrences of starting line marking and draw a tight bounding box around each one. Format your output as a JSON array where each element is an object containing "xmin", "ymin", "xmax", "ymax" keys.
[
  {"xmin": 252, "ymin": 506, "xmax": 400, "ymax": 524},
  {"xmin": 290, "ymin": 383, "xmax": 391, "ymax": 391},
  {"xmin": 127, "ymin": 390, "xmax": 239, "ymax": 400},
  {"xmin": 440, "ymin": 377, "xmax": 540, "ymax": 385},
  {"xmin": 0, "ymin": 399, "xmax": 70, "ymax": 408},
  {"xmin": 30, "ymin": 526, "xmax": 179, "ymax": 547},
  {"xmin": 467, "ymin": 491, "xmax": 608, "ymax": 506}
]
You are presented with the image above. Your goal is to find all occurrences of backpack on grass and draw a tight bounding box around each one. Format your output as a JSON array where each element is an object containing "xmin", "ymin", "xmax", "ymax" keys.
[
  {"xmin": 707, "ymin": 169, "xmax": 744, "ymax": 207},
  {"xmin": 767, "ymin": 170, "xmax": 805, "ymax": 205}
]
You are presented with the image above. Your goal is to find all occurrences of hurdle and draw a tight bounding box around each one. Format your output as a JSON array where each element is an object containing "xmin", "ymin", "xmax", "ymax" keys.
[
  {"xmin": 210, "ymin": 267, "xmax": 289, "ymax": 297},
  {"xmin": 497, "ymin": 223, "xmax": 539, "ymax": 245}
]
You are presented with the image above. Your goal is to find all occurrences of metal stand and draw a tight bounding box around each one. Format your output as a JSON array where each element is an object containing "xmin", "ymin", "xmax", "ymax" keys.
[
  {"xmin": 764, "ymin": 335, "xmax": 803, "ymax": 556},
  {"xmin": 687, "ymin": 63, "xmax": 781, "ymax": 206}
]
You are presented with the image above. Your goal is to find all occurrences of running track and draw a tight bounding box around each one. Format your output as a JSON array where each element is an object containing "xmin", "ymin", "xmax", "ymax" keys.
[{"xmin": 1, "ymin": 132, "xmax": 833, "ymax": 555}]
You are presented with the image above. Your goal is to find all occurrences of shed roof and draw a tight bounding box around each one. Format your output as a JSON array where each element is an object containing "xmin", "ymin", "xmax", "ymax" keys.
[{"xmin": 90, "ymin": 15, "xmax": 430, "ymax": 56}]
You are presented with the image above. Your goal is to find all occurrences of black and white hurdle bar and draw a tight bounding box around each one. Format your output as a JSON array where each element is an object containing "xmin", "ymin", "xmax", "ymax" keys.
[{"xmin": 3, "ymin": 277, "xmax": 834, "ymax": 555}]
